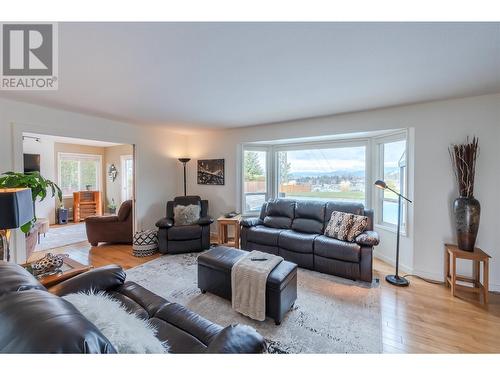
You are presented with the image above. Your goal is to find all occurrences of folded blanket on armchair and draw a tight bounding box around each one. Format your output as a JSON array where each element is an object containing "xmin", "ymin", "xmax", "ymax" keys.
[{"xmin": 231, "ymin": 250, "xmax": 283, "ymax": 321}]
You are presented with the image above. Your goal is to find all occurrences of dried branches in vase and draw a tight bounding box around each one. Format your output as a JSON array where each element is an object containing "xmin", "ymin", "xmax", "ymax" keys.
[
  {"xmin": 449, "ymin": 136, "xmax": 479, "ymax": 198},
  {"xmin": 449, "ymin": 137, "xmax": 480, "ymax": 252}
]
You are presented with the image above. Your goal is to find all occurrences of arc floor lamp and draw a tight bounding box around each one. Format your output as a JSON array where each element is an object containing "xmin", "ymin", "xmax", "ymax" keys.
[{"xmin": 374, "ymin": 179, "xmax": 412, "ymax": 287}]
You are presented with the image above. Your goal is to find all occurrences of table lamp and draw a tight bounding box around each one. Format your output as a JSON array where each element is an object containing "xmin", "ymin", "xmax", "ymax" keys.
[
  {"xmin": 0, "ymin": 188, "xmax": 34, "ymax": 262},
  {"xmin": 374, "ymin": 180, "xmax": 412, "ymax": 286}
]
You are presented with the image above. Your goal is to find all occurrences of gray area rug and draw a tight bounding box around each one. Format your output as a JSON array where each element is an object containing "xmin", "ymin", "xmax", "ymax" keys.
[
  {"xmin": 126, "ymin": 252, "xmax": 382, "ymax": 353},
  {"xmin": 36, "ymin": 223, "xmax": 88, "ymax": 251}
]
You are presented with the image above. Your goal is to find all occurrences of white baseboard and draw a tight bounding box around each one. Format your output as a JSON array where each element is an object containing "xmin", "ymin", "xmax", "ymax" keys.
[
  {"xmin": 373, "ymin": 251, "xmax": 413, "ymax": 275},
  {"xmin": 375, "ymin": 254, "xmax": 500, "ymax": 293}
]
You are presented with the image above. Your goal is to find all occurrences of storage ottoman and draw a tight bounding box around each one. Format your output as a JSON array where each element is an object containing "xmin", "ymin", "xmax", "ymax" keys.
[
  {"xmin": 133, "ymin": 230, "xmax": 159, "ymax": 257},
  {"xmin": 197, "ymin": 246, "xmax": 297, "ymax": 325}
]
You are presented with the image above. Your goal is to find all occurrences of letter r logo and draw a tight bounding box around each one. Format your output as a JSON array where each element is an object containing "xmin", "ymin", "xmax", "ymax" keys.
[{"xmin": 2, "ymin": 24, "xmax": 53, "ymax": 76}]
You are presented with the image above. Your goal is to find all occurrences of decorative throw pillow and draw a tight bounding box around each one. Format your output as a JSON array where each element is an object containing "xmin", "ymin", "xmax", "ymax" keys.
[
  {"xmin": 64, "ymin": 291, "xmax": 169, "ymax": 354},
  {"xmin": 173, "ymin": 204, "xmax": 200, "ymax": 226},
  {"xmin": 346, "ymin": 214, "xmax": 368, "ymax": 242},
  {"xmin": 324, "ymin": 211, "xmax": 354, "ymax": 241}
]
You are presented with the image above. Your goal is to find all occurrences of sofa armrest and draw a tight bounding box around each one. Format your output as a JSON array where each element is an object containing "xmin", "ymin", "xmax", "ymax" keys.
[
  {"xmin": 155, "ymin": 217, "xmax": 174, "ymax": 229},
  {"xmin": 206, "ymin": 324, "xmax": 266, "ymax": 353},
  {"xmin": 48, "ymin": 265, "xmax": 126, "ymax": 296},
  {"xmin": 197, "ymin": 216, "xmax": 214, "ymax": 226},
  {"xmin": 240, "ymin": 217, "xmax": 262, "ymax": 228},
  {"xmin": 355, "ymin": 231, "xmax": 380, "ymax": 246}
]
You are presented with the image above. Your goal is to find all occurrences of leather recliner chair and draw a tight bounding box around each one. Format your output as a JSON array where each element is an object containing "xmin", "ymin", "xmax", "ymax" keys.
[
  {"xmin": 155, "ymin": 196, "xmax": 213, "ymax": 254},
  {"xmin": 240, "ymin": 199, "xmax": 380, "ymax": 282},
  {"xmin": 0, "ymin": 261, "xmax": 265, "ymax": 353},
  {"xmin": 85, "ymin": 200, "xmax": 133, "ymax": 246}
]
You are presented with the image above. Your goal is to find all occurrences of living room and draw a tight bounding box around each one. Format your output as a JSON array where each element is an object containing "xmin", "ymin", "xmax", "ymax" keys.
[{"xmin": 0, "ymin": 2, "xmax": 499, "ymax": 373}]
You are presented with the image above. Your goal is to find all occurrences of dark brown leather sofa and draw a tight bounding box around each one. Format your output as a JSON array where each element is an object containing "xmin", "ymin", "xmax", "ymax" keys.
[
  {"xmin": 85, "ymin": 200, "xmax": 133, "ymax": 246},
  {"xmin": 0, "ymin": 261, "xmax": 265, "ymax": 353},
  {"xmin": 155, "ymin": 196, "xmax": 213, "ymax": 254},
  {"xmin": 240, "ymin": 199, "xmax": 379, "ymax": 282}
]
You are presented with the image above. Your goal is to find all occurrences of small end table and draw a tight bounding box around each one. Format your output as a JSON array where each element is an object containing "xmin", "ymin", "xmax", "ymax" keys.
[
  {"xmin": 445, "ymin": 243, "xmax": 490, "ymax": 304},
  {"xmin": 217, "ymin": 214, "xmax": 242, "ymax": 248}
]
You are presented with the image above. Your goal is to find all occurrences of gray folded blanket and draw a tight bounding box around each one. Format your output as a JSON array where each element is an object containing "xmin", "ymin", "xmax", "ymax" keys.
[{"xmin": 231, "ymin": 250, "xmax": 283, "ymax": 321}]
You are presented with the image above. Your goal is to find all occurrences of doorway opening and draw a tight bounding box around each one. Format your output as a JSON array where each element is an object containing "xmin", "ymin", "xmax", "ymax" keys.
[{"xmin": 21, "ymin": 132, "xmax": 135, "ymax": 260}]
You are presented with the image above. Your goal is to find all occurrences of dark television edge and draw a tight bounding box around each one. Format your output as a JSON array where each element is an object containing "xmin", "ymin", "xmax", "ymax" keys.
[{"xmin": 24, "ymin": 153, "xmax": 41, "ymax": 173}]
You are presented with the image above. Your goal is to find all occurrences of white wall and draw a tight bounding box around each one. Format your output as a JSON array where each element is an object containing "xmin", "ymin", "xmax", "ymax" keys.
[
  {"xmin": 22, "ymin": 136, "xmax": 56, "ymax": 224},
  {"xmin": 186, "ymin": 94, "xmax": 500, "ymax": 290},
  {"xmin": 0, "ymin": 98, "xmax": 186, "ymax": 263}
]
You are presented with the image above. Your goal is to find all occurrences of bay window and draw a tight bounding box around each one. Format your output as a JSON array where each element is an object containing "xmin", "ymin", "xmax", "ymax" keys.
[{"xmin": 241, "ymin": 130, "xmax": 410, "ymax": 233}]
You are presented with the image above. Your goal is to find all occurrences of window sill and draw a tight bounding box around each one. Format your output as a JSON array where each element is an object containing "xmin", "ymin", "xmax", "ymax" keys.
[{"xmin": 375, "ymin": 223, "xmax": 408, "ymax": 237}]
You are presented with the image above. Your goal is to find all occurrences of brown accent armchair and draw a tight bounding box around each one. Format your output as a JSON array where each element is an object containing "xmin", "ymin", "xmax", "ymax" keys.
[{"xmin": 85, "ymin": 200, "xmax": 133, "ymax": 246}]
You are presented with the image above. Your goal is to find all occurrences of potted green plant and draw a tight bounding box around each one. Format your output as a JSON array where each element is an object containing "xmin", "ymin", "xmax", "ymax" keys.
[
  {"xmin": 0, "ymin": 171, "xmax": 62, "ymax": 233},
  {"xmin": 108, "ymin": 198, "xmax": 117, "ymax": 214}
]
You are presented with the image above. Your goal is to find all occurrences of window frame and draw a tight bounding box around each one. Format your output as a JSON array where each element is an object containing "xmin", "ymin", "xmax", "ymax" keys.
[
  {"xmin": 373, "ymin": 131, "xmax": 409, "ymax": 234},
  {"xmin": 240, "ymin": 146, "xmax": 272, "ymax": 216},
  {"xmin": 58, "ymin": 152, "xmax": 103, "ymax": 198}
]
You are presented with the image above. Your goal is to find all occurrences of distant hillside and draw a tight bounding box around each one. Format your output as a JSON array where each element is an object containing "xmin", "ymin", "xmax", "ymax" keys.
[{"xmin": 289, "ymin": 167, "xmax": 399, "ymax": 179}]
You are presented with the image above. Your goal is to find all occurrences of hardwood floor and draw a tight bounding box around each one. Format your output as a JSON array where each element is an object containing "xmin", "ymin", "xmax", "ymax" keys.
[{"xmin": 29, "ymin": 241, "xmax": 500, "ymax": 353}]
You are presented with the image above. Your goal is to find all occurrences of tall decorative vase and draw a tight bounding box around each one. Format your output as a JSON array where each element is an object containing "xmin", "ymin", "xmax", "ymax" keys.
[{"xmin": 453, "ymin": 197, "xmax": 481, "ymax": 252}]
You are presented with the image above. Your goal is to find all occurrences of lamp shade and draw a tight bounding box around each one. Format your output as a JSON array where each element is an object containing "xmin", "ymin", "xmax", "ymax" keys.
[
  {"xmin": 374, "ymin": 180, "xmax": 387, "ymax": 189},
  {"xmin": 178, "ymin": 158, "xmax": 191, "ymax": 163},
  {"xmin": 0, "ymin": 188, "xmax": 34, "ymax": 230}
]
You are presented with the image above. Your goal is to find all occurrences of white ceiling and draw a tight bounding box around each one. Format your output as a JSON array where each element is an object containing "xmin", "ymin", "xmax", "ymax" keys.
[{"xmin": 2, "ymin": 22, "xmax": 499, "ymax": 130}]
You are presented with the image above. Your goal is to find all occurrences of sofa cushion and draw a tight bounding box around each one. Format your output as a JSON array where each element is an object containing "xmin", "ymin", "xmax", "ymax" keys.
[
  {"xmin": 245, "ymin": 225, "xmax": 283, "ymax": 247},
  {"xmin": 117, "ymin": 200, "xmax": 132, "ymax": 221},
  {"xmin": 314, "ymin": 235, "xmax": 361, "ymax": 263},
  {"xmin": 154, "ymin": 302, "xmax": 222, "ymax": 346},
  {"xmin": 324, "ymin": 202, "xmax": 364, "ymax": 226},
  {"xmin": 115, "ymin": 282, "xmax": 170, "ymax": 317},
  {"xmin": 266, "ymin": 199, "xmax": 295, "ymax": 218},
  {"xmin": 346, "ymin": 214, "xmax": 369, "ymax": 242},
  {"xmin": 263, "ymin": 216, "xmax": 292, "ymax": 229},
  {"xmin": 291, "ymin": 200, "xmax": 325, "ymax": 233},
  {"xmin": 278, "ymin": 230, "xmax": 318, "ymax": 254},
  {"xmin": 263, "ymin": 199, "xmax": 295, "ymax": 229},
  {"xmin": 324, "ymin": 211, "xmax": 354, "ymax": 241},
  {"xmin": 174, "ymin": 204, "xmax": 201, "ymax": 226},
  {"xmin": 167, "ymin": 225, "xmax": 202, "ymax": 240}
]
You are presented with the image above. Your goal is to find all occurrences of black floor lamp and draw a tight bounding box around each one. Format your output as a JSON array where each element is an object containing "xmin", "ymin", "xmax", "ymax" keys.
[
  {"xmin": 178, "ymin": 158, "xmax": 191, "ymax": 196},
  {"xmin": 374, "ymin": 179, "xmax": 412, "ymax": 287}
]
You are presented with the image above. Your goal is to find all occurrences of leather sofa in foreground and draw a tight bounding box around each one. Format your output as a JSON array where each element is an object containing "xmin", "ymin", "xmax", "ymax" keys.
[
  {"xmin": 0, "ymin": 262, "xmax": 265, "ymax": 354},
  {"xmin": 240, "ymin": 199, "xmax": 380, "ymax": 282}
]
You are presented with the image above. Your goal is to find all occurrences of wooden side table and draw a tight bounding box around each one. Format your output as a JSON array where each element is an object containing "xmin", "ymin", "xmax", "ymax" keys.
[
  {"xmin": 217, "ymin": 214, "xmax": 242, "ymax": 248},
  {"xmin": 445, "ymin": 244, "xmax": 490, "ymax": 304}
]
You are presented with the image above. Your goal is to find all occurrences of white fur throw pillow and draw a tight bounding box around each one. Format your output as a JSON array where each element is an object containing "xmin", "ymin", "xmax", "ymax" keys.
[
  {"xmin": 64, "ymin": 291, "xmax": 169, "ymax": 354},
  {"xmin": 174, "ymin": 204, "xmax": 200, "ymax": 226}
]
